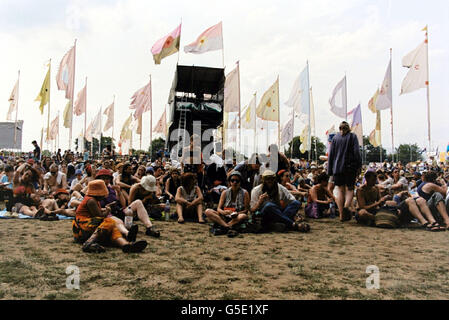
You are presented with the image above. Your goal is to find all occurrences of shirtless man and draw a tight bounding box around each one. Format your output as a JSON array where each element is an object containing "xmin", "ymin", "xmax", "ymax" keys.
[
  {"xmin": 43, "ymin": 164, "xmax": 68, "ymax": 194},
  {"xmin": 356, "ymin": 171, "xmax": 392, "ymax": 225}
]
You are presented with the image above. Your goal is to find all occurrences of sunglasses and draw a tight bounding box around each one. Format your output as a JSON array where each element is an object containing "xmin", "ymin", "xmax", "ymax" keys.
[{"xmin": 230, "ymin": 179, "xmax": 241, "ymax": 183}]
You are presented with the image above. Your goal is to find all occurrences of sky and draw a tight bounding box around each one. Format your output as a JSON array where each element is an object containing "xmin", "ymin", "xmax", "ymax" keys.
[{"xmin": 1, "ymin": 0, "xmax": 448, "ymax": 157}]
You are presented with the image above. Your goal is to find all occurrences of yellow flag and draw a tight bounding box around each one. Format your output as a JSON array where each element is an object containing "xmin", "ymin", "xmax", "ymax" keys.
[
  {"xmin": 369, "ymin": 111, "xmax": 381, "ymax": 147},
  {"xmin": 35, "ymin": 66, "xmax": 50, "ymax": 114},
  {"xmin": 256, "ymin": 78, "xmax": 279, "ymax": 121},
  {"xmin": 368, "ymin": 88, "xmax": 379, "ymax": 113},
  {"xmin": 63, "ymin": 100, "xmax": 72, "ymax": 128},
  {"xmin": 120, "ymin": 114, "xmax": 133, "ymax": 140},
  {"xmin": 299, "ymin": 125, "xmax": 310, "ymax": 154}
]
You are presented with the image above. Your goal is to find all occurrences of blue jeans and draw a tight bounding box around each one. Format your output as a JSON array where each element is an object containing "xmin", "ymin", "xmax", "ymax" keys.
[{"xmin": 260, "ymin": 201, "xmax": 301, "ymax": 228}]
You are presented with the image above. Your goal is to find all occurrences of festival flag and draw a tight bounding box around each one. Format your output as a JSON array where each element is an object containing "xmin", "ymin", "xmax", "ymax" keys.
[
  {"xmin": 400, "ymin": 40, "xmax": 428, "ymax": 95},
  {"xmin": 256, "ymin": 78, "xmax": 279, "ymax": 121},
  {"xmin": 7, "ymin": 80, "xmax": 19, "ymax": 121},
  {"xmin": 136, "ymin": 115, "xmax": 142, "ymax": 135},
  {"xmin": 285, "ymin": 64, "xmax": 310, "ymax": 124},
  {"xmin": 91, "ymin": 109, "xmax": 102, "ymax": 137},
  {"xmin": 376, "ymin": 59, "xmax": 392, "ymax": 110},
  {"xmin": 224, "ymin": 63, "xmax": 240, "ymax": 113},
  {"xmin": 48, "ymin": 114, "xmax": 59, "ymax": 141},
  {"xmin": 299, "ymin": 125, "xmax": 310, "ymax": 154},
  {"xmin": 329, "ymin": 76, "xmax": 347, "ymax": 119},
  {"xmin": 347, "ymin": 104, "xmax": 363, "ymax": 146},
  {"xmin": 369, "ymin": 111, "xmax": 381, "ymax": 147},
  {"xmin": 63, "ymin": 100, "xmax": 72, "ymax": 128},
  {"xmin": 151, "ymin": 24, "xmax": 182, "ymax": 64},
  {"xmin": 56, "ymin": 45, "xmax": 75, "ymax": 99},
  {"xmin": 184, "ymin": 21, "xmax": 223, "ymax": 54},
  {"xmin": 103, "ymin": 102, "xmax": 114, "ymax": 132},
  {"xmin": 35, "ymin": 65, "xmax": 51, "ymax": 115},
  {"xmin": 241, "ymin": 94, "xmax": 256, "ymax": 129},
  {"xmin": 120, "ymin": 114, "xmax": 133, "ymax": 141},
  {"xmin": 73, "ymin": 84, "xmax": 86, "ymax": 116},
  {"xmin": 153, "ymin": 110, "xmax": 167, "ymax": 135},
  {"xmin": 368, "ymin": 88, "xmax": 379, "ymax": 113},
  {"xmin": 129, "ymin": 80, "xmax": 152, "ymax": 119},
  {"xmin": 281, "ymin": 117, "xmax": 294, "ymax": 146}
]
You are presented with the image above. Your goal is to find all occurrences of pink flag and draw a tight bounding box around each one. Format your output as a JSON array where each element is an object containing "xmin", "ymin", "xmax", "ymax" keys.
[
  {"xmin": 73, "ymin": 84, "xmax": 86, "ymax": 116},
  {"xmin": 129, "ymin": 80, "xmax": 152, "ymax": 119},
  {"xmin": 184, "ymin": 22, "xmax": 223, "ymax": 54},
  {"xmin": 103, "ymin": 102, "xmax": 114, "ymax": 132},
  {"xmin": 153, "ymin": 110, "xmax": 166, "ymax": 135},
  {"xmin": 56, "ymin": 45, "xmax": 75, "ymax": 99},
  {"xmin": 151, "ymin": 24, "xmax": 181, "ymax": 64}
]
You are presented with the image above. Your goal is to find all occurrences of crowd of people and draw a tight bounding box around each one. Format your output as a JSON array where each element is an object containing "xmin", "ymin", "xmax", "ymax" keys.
[{"xmin": 0, "ymin": 124, "xmax": 448, "ymax": 254}]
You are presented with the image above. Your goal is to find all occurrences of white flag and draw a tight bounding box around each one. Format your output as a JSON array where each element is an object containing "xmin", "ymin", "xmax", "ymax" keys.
[
  {"xmin": 400, "ymin": 41, "xmax": 428, "ymax": 95},
  {"xmin": 376, "ymin": 59, "xmax": 392, "ymax": 110},
  {"xmin": 281, "ymin": 117, "xmax": 294, "ymax": 146},
  {"xmin": 103, "ymin": 102, "xmax": 114, "ymax": 132},
  {"xmin": 285, "ymin": 65, "xmax": 310, "ymax": 124},
  {"xmin": 7, "ymin": 80, "xmax": 19, "ymax": 121},
  {"xmin": 329, "ymin": 76, "xmax": 347, "ymax": 119},
  {"xmin": 184, "ymin": 22, "xmax": 223, "ymax": 54},
  {"xmin": 224, "ymin": 63, "xmax": 240, "ymax": 113}
]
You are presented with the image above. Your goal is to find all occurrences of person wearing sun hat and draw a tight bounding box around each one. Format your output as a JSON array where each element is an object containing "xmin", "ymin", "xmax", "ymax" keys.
[
  {"xmin": 73, "ymin": 179, "xmax": 148, "ymax": 253},
  {"xmin": 126, "ymin": 175, "xmax": 162, "ymax": 238},
  {"xmin": 250, "ymin": 170, "xmax": 310, "ymax": 233},
  {"xmin": 205, "ymin": 171, "xmax": 250, "ymax": 236}
]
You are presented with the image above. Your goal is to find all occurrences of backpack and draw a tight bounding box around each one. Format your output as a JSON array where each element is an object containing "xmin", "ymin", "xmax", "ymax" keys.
[{"xmin": 375, "ymin": 207, "xmax": 400, "ymax": 229}]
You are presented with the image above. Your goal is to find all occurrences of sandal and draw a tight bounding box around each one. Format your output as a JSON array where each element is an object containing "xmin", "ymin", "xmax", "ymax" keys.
[
  {"xmin": 145, "ymin": 227, "xmax": 161, "ymax": 238},
  {"xmin": 294, "ymin": 222, "xmax": 311, "ymax": 233},
  {"xmin": 425, "ymin": 222, "xmax": 446, "ymax": 232},
  {"xmin": 177, "ymin": 218, "xmax": 185, "ymax": 224},
  {"xmin": 227, "ymin": 229, "xmax": 239, "ymax": 238}
]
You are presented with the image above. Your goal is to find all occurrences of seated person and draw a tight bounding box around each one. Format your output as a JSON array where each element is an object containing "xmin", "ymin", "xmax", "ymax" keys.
[
  {"xmin": 116, "ymin": 162, "xmax": 140, "ymax": 204},
  {"xmin": 70, "ymin": 169, "xmax": 84, "ymax": 191},
  {"xmin": 278, "ymin": 169, "xmax": 307, "ymax": 200},
  {"xmin": 127, "ymin": 175, "xmax": 162, "ymax": 237},
  {"xmin": 0, "ymin": 165, "xmax": 14, "ymax": 204},
  {"xmin": 250, "ymin": 170, "xmax": 310, "ymax": 233},
  {"xmin": 72, "ymin": 179, "xmax": 147, "ymax": 253},
  {"xmin": 175, "ymin": 172, "xmax": 204, "ymax": 224},
  {"xmin": 417, "ymin": 171, "xmax": 449, "ymax": 228},
  {"xmin": 165, "ymin": 167, "xmax": 181, "ymax": 202},
  {"xmin": 43, "ymin": 163, "xmax": 68, "ymax": 194},
  {"xmin": 305, "ymin": 172, "xmax": 336, "ymax": 219},
  {"xmin": 204, "ymin": 159, "xmax": 228, "ymax": 205},
  {"xmin": 205, "ymin": 171, "xmax": 249, "ymax": 235}
]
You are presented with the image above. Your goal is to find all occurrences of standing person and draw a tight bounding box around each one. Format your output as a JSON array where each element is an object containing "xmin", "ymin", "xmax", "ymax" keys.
[
  {"xmin": 327, "ymin": 121, "xmax": 362, "ymax": 222},
  {"xmin": 32, "ymin": 141, "xmax": 41, "ymax": 161}
]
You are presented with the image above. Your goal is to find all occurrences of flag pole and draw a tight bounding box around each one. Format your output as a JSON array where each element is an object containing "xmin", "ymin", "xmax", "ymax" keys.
[
  {"xmin": 277, "ymin": 75, "xmax": 280, "ymax": 149},
  {"xmin": 253, "ymin": 93, "xmax": 257, "ymax": 156},
  {"xmin": 99, "ymin": 106, "xmax": 102, "ymax": 158},
  {"xmin": 84, "ymin": 77, "xmax": 87, "ymax": 155},
  {"xmin": 47, "ymin": 59, "xmax": 52, "ymax": 153},
  {"xmin": 14, "ymin": 70, "xmax": 20, "ymax": 151},
  {"xmin": 150, "ymin": 74, "xmax": 153, "ymax": 157},
  {"xmin": 425, "ymin": 25, "xmax": 431, "ymax": 153},
  {"xmin": 237, "ymin": 61, "xmax": 241, "ymax": 156},
  {"xmin": 177, "ymin": 18, "xmax": 182, "ymax": 64},
  {"xmin": 389, "ymin": 48, "xmax": 395, "ymax": 163},
  {"xmin": 344, "ymin": 72, "xmax": 348, "ymax": 122},
  {"xmin": 307, "ymin": 61, "xmax": 311, "ymax": 161},
  {"xmin": 69, "ymin": 39, "xmax": 77, "ymax": 151},
  {"xmin": 140, "ymin": 115, "xmax": 143, "ymax": 150},
  {"xmin": 112, "ymin": 95, "xmax": 115, "ymax": 144},
  {"xmin": 221, "ymin": 22, "xmax": 225, "ymax": 69}
]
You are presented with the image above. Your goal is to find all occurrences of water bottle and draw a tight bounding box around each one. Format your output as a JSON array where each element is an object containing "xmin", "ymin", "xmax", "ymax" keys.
[{"xmin": 164, "ymin": 200, "xmax": 170, "ymax": 221}]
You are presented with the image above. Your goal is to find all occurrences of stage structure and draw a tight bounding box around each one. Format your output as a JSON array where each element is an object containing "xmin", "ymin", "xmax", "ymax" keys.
[
  {"xmin": 166, "ymin": 65, "xmax": 225, "ymax": 155},
  {"xmin": 0, "ymin": 121, "xmax": 23, "ymax": 150}
]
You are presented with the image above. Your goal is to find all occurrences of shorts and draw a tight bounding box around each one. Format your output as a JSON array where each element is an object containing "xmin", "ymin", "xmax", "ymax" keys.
[{"xmin": 333, "ymin": 170, "xmax": 357, "ymax": 190}]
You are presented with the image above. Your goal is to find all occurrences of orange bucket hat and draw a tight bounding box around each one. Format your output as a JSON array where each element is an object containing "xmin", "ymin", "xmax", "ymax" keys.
[{"xmin": 86, "ymin": 179, "xmax": 109, "ymax": 197}]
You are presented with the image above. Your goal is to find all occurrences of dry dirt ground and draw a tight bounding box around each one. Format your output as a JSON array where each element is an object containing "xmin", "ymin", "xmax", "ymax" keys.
[{"xmin": 1, "ymin": 207, "xmax": 449, "ymax": 300}]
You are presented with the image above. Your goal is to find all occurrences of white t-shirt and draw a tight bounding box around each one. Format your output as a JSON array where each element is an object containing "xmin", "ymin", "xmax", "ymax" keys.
[{"xmin": 250, "ymin": 183, "xmax": 295, "ymax": 209}]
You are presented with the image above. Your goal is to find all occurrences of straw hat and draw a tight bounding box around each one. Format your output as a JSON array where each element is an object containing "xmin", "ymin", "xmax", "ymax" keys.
[
  {"xmin": 86, "ymin": 180, "xmax": 109, "ymax": 197},
  {"xmin": 140, "ymin": 175, "xmax": 157, "ymax": 192},
  {"xmin": 262, "ymin": 170, "xmax": 276, "ymax": 178}
]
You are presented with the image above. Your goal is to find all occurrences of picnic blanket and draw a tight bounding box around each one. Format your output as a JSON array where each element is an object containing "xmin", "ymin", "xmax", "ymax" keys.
[{"xmin": 0, "ymin": 209, "xmax": 73, "ymax": 220}]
